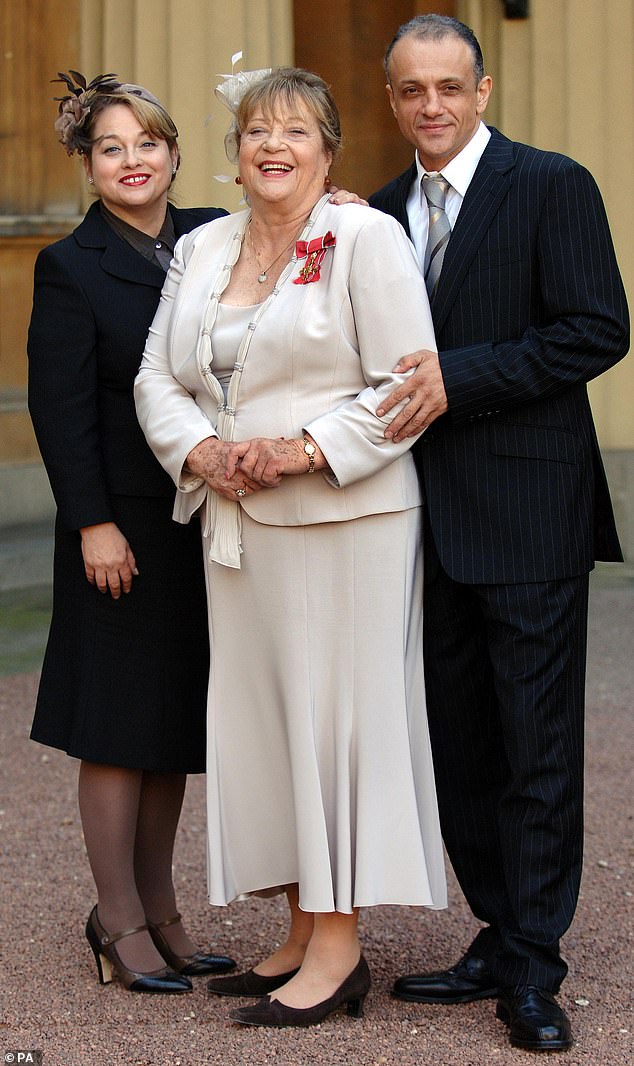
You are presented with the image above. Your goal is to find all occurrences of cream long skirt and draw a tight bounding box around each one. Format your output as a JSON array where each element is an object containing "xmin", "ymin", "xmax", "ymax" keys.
[{"xmin": 203, "ymin": 506, "xmax": 447, "ymax": 914}]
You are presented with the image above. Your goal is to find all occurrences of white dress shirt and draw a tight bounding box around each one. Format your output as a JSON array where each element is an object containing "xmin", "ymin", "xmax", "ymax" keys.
[{"xmin": 406, "ymin": 121, "xmax": 492, "ymax": 267}]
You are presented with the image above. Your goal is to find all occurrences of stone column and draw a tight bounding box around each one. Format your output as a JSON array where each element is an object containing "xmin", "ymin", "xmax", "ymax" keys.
[{"xmin": 81, "ymin": 0, "xmax": 294, "ymax": 211}]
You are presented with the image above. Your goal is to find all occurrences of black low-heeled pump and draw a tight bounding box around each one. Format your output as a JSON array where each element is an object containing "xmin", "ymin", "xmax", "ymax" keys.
[
  {"xmin": 85, "ymin": 906, "xmax": 192, "ymax": 993},
  {"xmin": 148, "ymin": 914, "xmax": 236, "ymax": 976},
  {"xmin": 207, "ymin": 966, "xmax": 300, "ymax": 997},
  {"xmin": 229, "ymin": 955, "xmax": 371, "ymax": 1028}
]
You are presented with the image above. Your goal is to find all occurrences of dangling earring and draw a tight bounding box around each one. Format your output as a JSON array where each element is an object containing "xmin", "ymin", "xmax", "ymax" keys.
[
  {"xmin": 235, "ymin": 175, "xmax": 243, "ymax": 186},
  {"xmin": 87, "ymin": 176, "xmax": 94, "ymax": 184},
  {"xmin": 172, "ymin": 168, "xmax": 177, "ymax": 176},
  {"xmin": 324, "ymin": 173, "xmax": 331, "ymax": 190}
]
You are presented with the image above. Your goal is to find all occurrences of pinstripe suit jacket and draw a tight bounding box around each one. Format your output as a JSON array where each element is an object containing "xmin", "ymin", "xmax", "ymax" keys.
[{"xmin": 369, "ymin": 128, "xmax": 629, "ymax": 584}]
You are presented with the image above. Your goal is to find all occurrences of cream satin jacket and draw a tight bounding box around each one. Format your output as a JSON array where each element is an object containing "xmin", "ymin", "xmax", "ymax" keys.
[{"xmin": 135, "ymin": 195, "xmax": 437, "ymax": 566}]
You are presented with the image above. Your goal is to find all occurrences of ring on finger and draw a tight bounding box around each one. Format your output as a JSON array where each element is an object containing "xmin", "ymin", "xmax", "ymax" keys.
[{"xmin": 235, "ymin": 487, "xmax": 247, "ymax": 497}]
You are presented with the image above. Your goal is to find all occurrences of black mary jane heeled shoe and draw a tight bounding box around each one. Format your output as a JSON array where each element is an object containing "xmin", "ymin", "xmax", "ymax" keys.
[
  {"xmin": 229, "ymin": 955, "xmax": 371, "ymax": 1028},
  {"xmin": 85, "ymin": 906, "xmax": 192, "ymax": 993},
  {"xmin": 148, "ymin": 913, "xmax": 236, "ymax": 976}
]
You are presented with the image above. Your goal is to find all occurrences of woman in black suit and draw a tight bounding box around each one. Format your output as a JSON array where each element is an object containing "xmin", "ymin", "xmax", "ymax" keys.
[{"xmin": 27, "ymin": 73, "xmax": 237, "ymax": 993}]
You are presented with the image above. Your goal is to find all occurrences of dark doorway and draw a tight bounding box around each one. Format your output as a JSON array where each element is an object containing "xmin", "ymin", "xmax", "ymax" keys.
[{"xmin": 293, "ymin": 1, "xmax": 456, "ymax": 197}]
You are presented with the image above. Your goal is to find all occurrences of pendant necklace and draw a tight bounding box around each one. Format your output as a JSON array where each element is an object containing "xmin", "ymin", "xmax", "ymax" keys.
[{"xmin": 248, "ymin": 221, "xmax": 299, "ymax": 284}]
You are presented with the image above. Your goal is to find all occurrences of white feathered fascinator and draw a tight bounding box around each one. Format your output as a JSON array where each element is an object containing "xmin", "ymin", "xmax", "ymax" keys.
[{"xmin": 213, "ymin": 52, "xmax": 271, "ymax": 171}]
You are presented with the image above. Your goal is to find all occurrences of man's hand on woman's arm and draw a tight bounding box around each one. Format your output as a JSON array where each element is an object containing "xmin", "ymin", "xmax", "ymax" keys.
[{"xmin": 376, "ymin": 349, "xmax": 448, "ymax": 441}]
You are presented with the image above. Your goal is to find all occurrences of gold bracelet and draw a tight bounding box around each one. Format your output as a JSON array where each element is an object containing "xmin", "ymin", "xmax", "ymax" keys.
[{"xmin": 302, "ymin": 435, "xmax": 316, "ymax": 473}]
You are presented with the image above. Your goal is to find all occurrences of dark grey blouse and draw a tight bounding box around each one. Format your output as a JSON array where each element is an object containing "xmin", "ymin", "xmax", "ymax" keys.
[{"xmin": 100, "ymin": 202, "xmax": 176, "ymax": 271}]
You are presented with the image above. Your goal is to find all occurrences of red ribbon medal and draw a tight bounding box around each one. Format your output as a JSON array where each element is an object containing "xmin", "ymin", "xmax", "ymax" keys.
[{"xmin": 294, "ymin": 231, "xmax": 336, "ymax": 284}]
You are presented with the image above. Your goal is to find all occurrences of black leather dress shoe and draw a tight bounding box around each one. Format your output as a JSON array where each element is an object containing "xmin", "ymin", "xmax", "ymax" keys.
[
  {"xmin": 496, "ymin": 986, "xmax": 572, "ymax": 1051},
  {"xmin": 392, "ymin": 953, "xmax": 499, "ymax": 1004}
]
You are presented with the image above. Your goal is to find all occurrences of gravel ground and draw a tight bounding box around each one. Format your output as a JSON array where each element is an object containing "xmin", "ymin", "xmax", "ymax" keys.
[{"xmin": 1, "ymin": 571, "xmax": 632, "ymax": 1066}]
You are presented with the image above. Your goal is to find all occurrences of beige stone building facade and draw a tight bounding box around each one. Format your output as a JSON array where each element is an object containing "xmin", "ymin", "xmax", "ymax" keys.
[{"xmin": 1, "ymin": 0, "xmax": 632, "ymax": 563}]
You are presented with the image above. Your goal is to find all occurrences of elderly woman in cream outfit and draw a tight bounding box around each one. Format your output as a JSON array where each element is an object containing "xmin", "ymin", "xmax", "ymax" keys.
[{"xmin": 135, "ymin": 67, "xmax": 446, "ymax": 1028}]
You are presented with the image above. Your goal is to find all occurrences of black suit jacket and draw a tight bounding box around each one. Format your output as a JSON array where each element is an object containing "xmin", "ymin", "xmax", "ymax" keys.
[
  {"xmin": 370, "ymin": 128, "xmax": 629, "ymax": 583},
  {"xmin": 28, "ymin": 201, "xmax": 226, "ymax": 531}
]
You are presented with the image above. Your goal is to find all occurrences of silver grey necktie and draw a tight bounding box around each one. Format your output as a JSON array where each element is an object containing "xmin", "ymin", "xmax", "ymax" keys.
[{"xmin": 422, "ymin": 173, "xmax": 451, "ymax": 298}]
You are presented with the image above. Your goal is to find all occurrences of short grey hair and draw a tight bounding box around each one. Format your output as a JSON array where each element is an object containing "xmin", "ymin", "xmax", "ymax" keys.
[{"xmin": 384, "ymin": 15, "xmax": 485, "ymax": 88}]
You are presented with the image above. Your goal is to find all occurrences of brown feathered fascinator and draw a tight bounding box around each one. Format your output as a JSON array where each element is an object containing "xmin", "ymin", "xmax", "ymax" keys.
[{"xmin": 52, "ymin": 70, "xmax": 121, "ymax": 154}]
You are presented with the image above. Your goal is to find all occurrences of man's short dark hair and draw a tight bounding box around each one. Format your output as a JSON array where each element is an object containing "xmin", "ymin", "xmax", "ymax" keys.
[{"xmin": 384, "ymin": 14, "xmax": 485, "ymax": 87}]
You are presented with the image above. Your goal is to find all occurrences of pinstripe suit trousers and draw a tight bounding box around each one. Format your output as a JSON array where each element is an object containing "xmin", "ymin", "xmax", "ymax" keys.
[{"xmin": 422, "ymin": 524, "xmax": 589, "ymax": 990}]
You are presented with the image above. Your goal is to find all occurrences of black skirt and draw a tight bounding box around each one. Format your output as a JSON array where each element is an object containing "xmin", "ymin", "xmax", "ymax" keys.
[{"xmin": 30, "ymin": 496, "xmax": 209, "ymax": 772}]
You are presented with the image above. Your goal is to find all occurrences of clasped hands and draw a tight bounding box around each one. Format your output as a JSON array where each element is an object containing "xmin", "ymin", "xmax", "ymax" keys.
[
  {"xmin": 185, "ymin": 348, "xmax": 446, "ymax": 498},
  {"xmin": 186, "ymin": 435, "xmax": 317, "ymax": 499}
]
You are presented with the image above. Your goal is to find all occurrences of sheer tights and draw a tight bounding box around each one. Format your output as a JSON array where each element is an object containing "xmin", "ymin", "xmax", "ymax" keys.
[{"xmin": 78, "ymin": 761, "xmax": 196, "ymax": 972}]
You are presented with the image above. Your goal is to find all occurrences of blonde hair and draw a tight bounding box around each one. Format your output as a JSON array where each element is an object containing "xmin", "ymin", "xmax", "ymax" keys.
[
  {"xmin": 225, "ymin": 67, "xmax": 342, "ymax": 165},
  {"xmin": 81, "ymin": 92, "xmax": 179, "ymax": 170},
  {"xmin": 54, "ymin": 74, "xmax": 180, "ymax": 176}
]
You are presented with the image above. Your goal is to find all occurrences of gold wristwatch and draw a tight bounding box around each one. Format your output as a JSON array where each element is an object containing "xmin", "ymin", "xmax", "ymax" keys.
[{"xmin": 302, "ymin": 435, "xmax": 316, "ymax": 474}]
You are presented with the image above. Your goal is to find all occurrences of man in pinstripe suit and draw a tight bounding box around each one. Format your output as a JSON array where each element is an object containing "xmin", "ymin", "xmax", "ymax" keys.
[{"xmin": 369, "ymin": 14, "xmax": 629, "ymax": 1053}]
